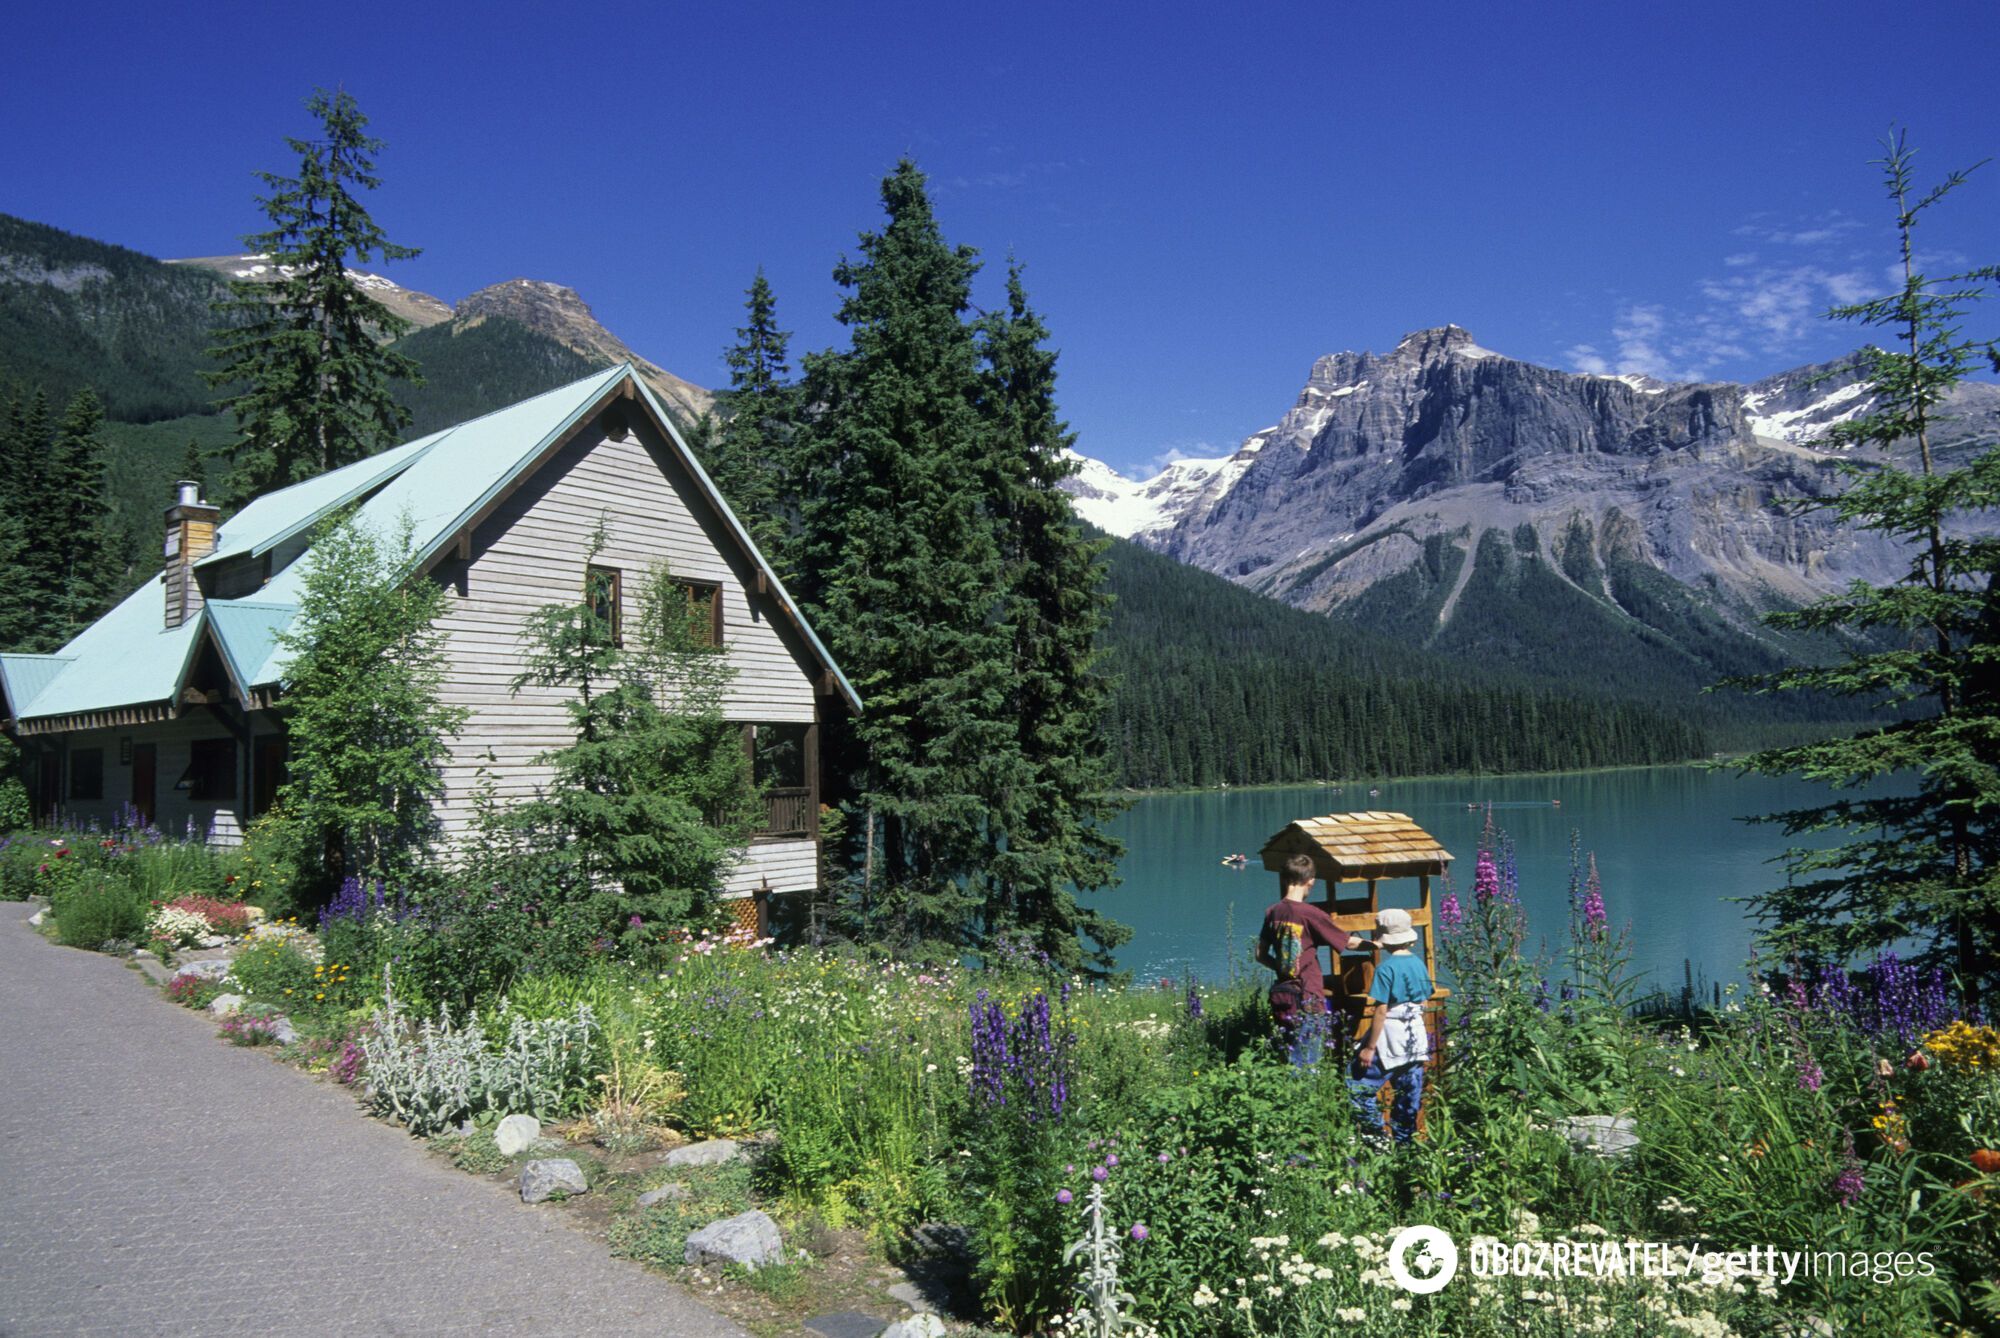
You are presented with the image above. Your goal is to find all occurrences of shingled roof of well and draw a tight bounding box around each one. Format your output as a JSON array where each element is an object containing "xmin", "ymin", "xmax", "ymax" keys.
[{"xmin": 1259, "ymin": 811, "xmax": 1453, "ymax": 879}]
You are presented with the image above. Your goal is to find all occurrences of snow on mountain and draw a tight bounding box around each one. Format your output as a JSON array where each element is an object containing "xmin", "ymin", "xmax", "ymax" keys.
[
  {"xmin": 1062, "ymin": 450, "xmax": 1235, "ymax": 539},
  {"xmin": 1741, "ymin": 379, "xmax": 1870, "ymax": 444}
]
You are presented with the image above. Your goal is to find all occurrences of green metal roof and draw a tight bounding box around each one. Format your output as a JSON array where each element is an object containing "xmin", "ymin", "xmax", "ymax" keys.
[
  {"xmin": 11, "ymin": 364, "xmax": 862, "ymax": 723},
  {"xmin": 197, "ymin": 434, "xmax": 438, "ymax": 567},
  {"xmin": 205, "ymin": 601, "xmax": 300, "ymax": 693},
  {"xmin": 12, "ymin": 579, "xmax": 204, "ymax": 720},
  {"xmin": 0, "ymin": 653, "xmax": 74, "ymax": 717}
]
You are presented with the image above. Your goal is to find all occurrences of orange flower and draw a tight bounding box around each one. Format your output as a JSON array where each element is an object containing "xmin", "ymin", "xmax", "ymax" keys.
[{"xmin": 1972, "ymin": 1149, "xmax": 2000, "ymax": 1176}]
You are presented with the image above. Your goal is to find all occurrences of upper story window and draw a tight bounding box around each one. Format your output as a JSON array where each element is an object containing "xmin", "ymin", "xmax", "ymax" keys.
[
  {"xmin": 666, "ymin": 578, "xmax": 723, "ymax": 647},
  {"xmin": 585, "ymin": 565, "xmax": 622, "ymax": 647}
]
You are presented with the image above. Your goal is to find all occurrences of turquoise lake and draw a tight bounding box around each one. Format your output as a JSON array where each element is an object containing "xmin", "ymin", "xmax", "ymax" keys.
[{"xmin": 1090, "ymin": 766, "xmax": 1887, "ymax": 995}]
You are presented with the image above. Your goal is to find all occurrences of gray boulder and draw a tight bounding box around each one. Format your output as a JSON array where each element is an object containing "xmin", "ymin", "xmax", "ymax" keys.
[
  {"xmin": 495, "ymin": 1113, "xmax": 542, "ymax": 1155},
  {"xmin": 684, "ymin": 1209, "xmax": 783, "ymax": 1271},
  {"xmin": 268, "ymin": 1016, "xmax": 298, "ymax": 1045},
  {"xmin": 664, "ymin": 1138, "xmax": 743, "ymax": 1168},
  {"xmin": 207, "ymin": 993, "xmax": 245, "ymax": 1017},
  {"xmin": 181, "ymin": 959, "xmax": 233, "ymax": 981},
  {"xmin": 637, "ymin": 1182, "xmax": 690, "ymax": 1208},
  {"xmin": 1555, "ymin": 1115, "xmax": 1639, "ymax": 1158},
  {"xmin": 519, "ymin": 1158, "xmax": 589, "ymax": 1204}
]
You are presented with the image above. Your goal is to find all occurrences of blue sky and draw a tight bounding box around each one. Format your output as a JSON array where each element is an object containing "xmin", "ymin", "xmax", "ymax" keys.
[{"xmin": 5, "ymin": 0, "xmax": 1996, "ymax": 477}]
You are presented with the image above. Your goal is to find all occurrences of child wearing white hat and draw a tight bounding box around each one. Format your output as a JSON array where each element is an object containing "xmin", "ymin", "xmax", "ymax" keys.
[{"xmin": 1349, "ymin": 907, "xmax": 1431, "ymax": 1148}]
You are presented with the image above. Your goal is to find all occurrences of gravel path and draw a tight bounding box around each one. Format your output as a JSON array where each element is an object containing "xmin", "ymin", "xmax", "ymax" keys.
[{"xmin": 0, "ymin": 903, "xmax": 747, "ymax": 1337}]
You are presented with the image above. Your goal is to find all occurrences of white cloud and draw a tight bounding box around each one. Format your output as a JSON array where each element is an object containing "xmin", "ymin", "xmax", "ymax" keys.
[
  {"xmin": 1565, "ymin": 209, "xmax": 1895, "ymax": 382},
  {"xmin": 1565, "ymin": 343, "xmax": 1611, "ymax": 375}
]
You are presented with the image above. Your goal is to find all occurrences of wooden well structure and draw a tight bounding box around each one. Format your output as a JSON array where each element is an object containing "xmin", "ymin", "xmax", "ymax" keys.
[{"xmin": 1258, "ymin": 810, "xmax": 1453, "ymax": 1032}]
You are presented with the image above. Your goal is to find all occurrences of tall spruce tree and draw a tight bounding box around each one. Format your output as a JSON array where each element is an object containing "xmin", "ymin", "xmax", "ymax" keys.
[
  {"xmin": 975, "ymin": 262, "xmax": 1129, "ymax": 973},
  {"xmin": 46, "ymin": 388, "xmax": 117, "ymax": 643},
  {"xmin": 206, "ymin": 88, "xmax": 422, "ymax": 501},
  {"xmin": 1728, "ymin": 133, "xmax": 2000, "ymax": 998},
  {"xmin": 702, "ymin": 270, "xmax": 799, "ymax": 578},
  {"xmin": 3, "ymin": 391, "xmax": 57, "ymax": 649},
  {"xmin": 797, "ymin": 160, "xmax": 1024, "ymax": 952}
]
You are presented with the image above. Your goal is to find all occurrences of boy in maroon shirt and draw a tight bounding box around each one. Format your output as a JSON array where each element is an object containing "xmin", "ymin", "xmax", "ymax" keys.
[{"xmin": 1258, "ymin": 854, "xmax": 1361, "ymax": 1065}]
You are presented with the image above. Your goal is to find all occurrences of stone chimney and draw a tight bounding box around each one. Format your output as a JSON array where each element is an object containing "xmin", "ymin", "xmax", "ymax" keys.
[{"xmin": 163, "ymin": 481, "xmax": 219, "ymax": 629}]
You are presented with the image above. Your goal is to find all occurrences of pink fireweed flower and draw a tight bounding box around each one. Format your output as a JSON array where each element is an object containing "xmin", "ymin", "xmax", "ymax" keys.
[
  {"xmin": 1438, "ymin": 891, "xmax": 1463, "ymax": 931},
  {"xmin": 1473, "ymin": 849, "xmax": 1499, "ymax": 907},
  {"xmin": 1582, "ymin": 855, "xmax": 1607, "ymax": 939}
]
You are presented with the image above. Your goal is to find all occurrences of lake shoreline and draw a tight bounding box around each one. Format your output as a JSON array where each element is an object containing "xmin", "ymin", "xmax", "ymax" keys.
[{"xmin": 1110, "ymin": 755, "xmax": 1746, "ymax": 801}]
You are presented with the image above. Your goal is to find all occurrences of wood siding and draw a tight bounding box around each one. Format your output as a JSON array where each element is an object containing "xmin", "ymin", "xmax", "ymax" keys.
[{"xmin": 430, "ymin": 410, "xmax": 825, "ymax": 893}]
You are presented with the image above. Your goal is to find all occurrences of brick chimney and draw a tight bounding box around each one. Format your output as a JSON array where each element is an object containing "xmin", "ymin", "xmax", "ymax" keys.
[{"xmin": 163, "ymin": 480, "xmax": 219, "ymax": 629}]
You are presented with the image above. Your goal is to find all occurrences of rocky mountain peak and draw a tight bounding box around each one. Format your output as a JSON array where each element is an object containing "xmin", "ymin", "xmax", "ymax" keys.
[{"xmin": 455, "ymin": 278, "xmax": 712, "ymax": 422}]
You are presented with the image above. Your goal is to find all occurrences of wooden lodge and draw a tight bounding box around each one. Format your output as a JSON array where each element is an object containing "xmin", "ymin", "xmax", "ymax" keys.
[{"xmin": 0, "ymin": 366, "xmax": 862, "ymax": 929}]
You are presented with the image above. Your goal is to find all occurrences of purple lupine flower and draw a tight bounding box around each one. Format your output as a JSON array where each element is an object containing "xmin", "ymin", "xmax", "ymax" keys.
[
  {"xmin": 1497, "ymin": 836, "xmax": 1520, "ymax": 906},
  {"xmin": 1186, "ymin": 984, "xmax": 1204, "ymax": 1019},
  {"xmin": 1533, "ymin": 978, "xmax": 1551, "ymax": 1013},
  {"xmin": 1832, "ymin": 1162, "xmax": 1864, "ymax": 1206}
]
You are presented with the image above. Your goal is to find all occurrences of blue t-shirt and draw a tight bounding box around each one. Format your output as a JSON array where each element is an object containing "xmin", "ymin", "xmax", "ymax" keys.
[{"xmin": 1368, "ymin": 952, "xmax": 1432, "ymax": 1006}]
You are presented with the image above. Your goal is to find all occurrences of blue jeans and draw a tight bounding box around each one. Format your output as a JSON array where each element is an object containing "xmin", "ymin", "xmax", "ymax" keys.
[{"xmin": 1348, "ymin": 1056, "xmax": 1425, "ymax": 1143}]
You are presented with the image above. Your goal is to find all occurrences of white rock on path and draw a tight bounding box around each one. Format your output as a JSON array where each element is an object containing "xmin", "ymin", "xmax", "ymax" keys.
[
  {"xmin": 683, "ymin": 1209, "xmax": 782, "ymax": 1271},
  {"xmin": 495, "ymin": 1114, "xmax": 542, "ymax": 1156}
]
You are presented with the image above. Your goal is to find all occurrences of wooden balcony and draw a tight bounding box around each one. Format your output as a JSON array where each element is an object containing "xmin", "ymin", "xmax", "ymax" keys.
[{"xmin": 754, "ymin": 786, "xmax": 814, "ymax": 842}]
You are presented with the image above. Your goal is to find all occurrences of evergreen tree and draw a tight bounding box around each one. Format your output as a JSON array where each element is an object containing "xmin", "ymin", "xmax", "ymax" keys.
[
  {"xmin": 180, "ymin": 439, "xmax": 207, "ymax": 491},
  {"xmin": 205, "ymin": 88, "xmax": 422, "ymax": 501},
  {"xmin": 1727, "ymin": 134, "xmax": 2000, "ymax": 997},
  {"xmin": 3, "ymin": 391, "xmax": 57, "ymax": 649},
  {"xmin": 796, "ymin": 160, "xmax": 1021, "ymax": 952},
  {"xmin": 46, "ymin": 388, "xmax": 116, "ymax": 643},
  {"xmin": 704, "ymin": 270, "xmax": 799, "ymax": 578},
  {"xmin": 509, "ymin": 525, "xmax": 759, "ymax": 924},
  {"xmin": 275, "ymin": 512, "xmax": 465, "ymax": 892},
  {"xmin": 975, "ymin": 262, "xmax": 1129, "ymax": 973}
]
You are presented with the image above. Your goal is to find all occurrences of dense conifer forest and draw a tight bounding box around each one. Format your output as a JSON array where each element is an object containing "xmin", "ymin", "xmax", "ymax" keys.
[{"xmin": 1097, "ymin": 533, "xmax": 1709, "ymax": 787}]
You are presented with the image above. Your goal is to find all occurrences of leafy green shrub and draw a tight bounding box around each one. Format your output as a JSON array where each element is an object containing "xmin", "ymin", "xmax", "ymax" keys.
[
  {"xmin": 228, "ymin": 940, "xmax": 320, "ymax": 1007},
  {"xmin": 358, "ymin": 1002, "xmax": 601, "ymax": 1136},
  {"xmin": 113, "ymin": 837, "xmax": 224, "ymax": 906},
  {"xmin": 50, "ymin": 872, "xmax": 150, "ymax": 949},
  {"xmin": 0, "ymin": 834, "xmax": 47, "ymax": 900},
  {"xmin": 229, "ymin": 811, "xmax": 311, "ymax": 921}
]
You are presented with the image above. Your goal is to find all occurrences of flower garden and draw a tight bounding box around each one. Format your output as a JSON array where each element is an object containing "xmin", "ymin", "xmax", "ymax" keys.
[{"xmin": 6, "ymin": 811, "xmax": 1999, "ymax": 1337}]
